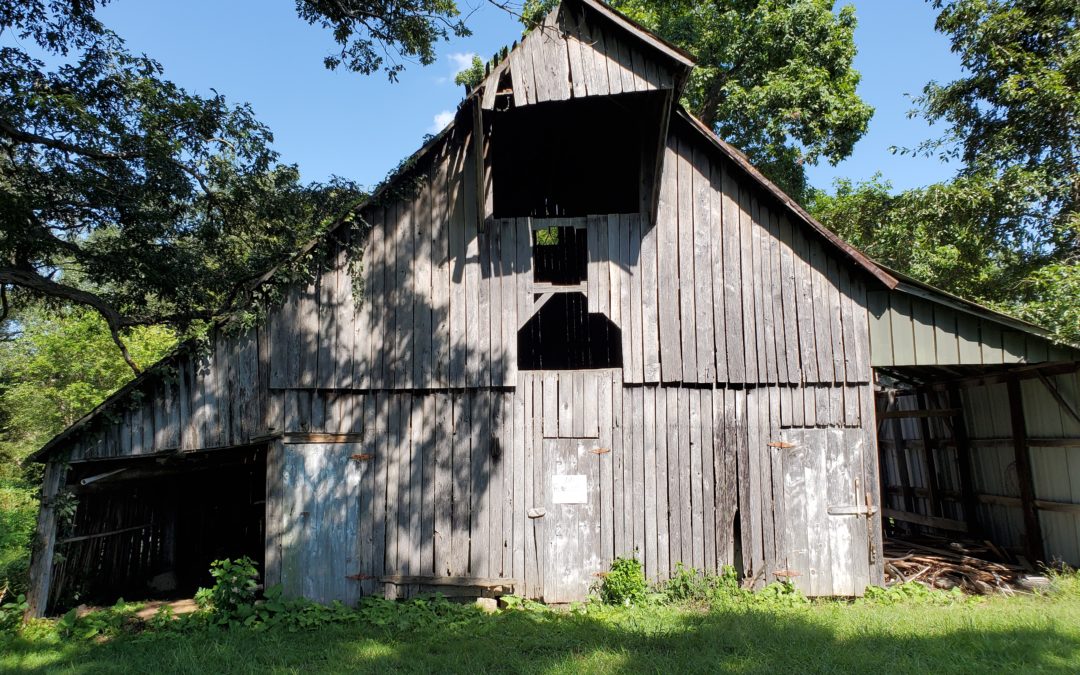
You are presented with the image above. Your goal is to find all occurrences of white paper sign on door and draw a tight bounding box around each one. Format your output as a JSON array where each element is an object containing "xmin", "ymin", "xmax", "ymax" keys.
[{"xmin": 552, "ymin": 474, "xmax": 587, "ymax": 504}]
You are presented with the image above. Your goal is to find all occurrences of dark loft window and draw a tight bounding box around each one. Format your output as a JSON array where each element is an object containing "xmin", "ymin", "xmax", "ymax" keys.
[
  {"xmin": 491, "ymin": 91, "xmax": 666, "ymax": 218},
  {"xmin": 533, "ymin": 226, "xmax": 586, "ymax": 285},
  {"xmin": 518, "ymin": 292, "xmax": 622, "ymax": 370}
]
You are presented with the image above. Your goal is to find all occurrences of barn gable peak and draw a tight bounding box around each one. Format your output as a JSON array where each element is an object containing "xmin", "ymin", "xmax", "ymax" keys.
[{"xmin": 474, "ymin": 0, "xmax": 694, "ymax": 111}]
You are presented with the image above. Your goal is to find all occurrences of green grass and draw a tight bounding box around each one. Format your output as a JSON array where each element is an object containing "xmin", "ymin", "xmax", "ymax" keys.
[{"xmin": 3, "ymin": 587, "xmax": 1080, "ymax": 674}]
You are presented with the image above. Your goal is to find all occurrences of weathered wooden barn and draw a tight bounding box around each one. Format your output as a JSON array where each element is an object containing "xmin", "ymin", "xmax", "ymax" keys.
[{"xmin": 25, "ymin": 0, "xmax": 1080, "ymax": 616}]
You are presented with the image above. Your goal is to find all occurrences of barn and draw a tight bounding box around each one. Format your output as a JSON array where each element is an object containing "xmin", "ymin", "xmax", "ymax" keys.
[{"xmin": 25, "ymin": 0, "xmax": 1080, "ymax": 617}]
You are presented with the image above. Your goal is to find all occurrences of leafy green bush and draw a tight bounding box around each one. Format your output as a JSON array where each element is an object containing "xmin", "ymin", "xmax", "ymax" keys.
[
  {"xmin": 0, "ymin": 593, "xmax": 28, "ymax": 633},
  {"xmin": 199, "ymin": 556, "xmax": 259, "ymax": 616},
  {"xmin": 600, "ymin": 557, "xmax": 648, "ymax": 606},
  {"xmin": 57, "ymin": 599, "xmax": 142, "ymax": 640},
  {"xmin": 750, "ymin": 580, "xmax": 809, "ymax": 608}
]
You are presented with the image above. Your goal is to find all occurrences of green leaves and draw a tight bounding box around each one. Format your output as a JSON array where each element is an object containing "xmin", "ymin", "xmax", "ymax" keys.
[
  {"xmin": 816, "ymin": 0, "xmax": 1078, "ymax": 343},
  {"xmin": 454, "ymin": 55, "xmax": 486, "ymax": 89},
  {"xmin": 1, "ymin": 1, "xmax": 366, "ymax": 356},
  {"xmin": 600, "ymin": 556, "xmax": 649, "ymax": 606},
  {"xmin": 296, "ymin": 0, "xmax": 469, "ymax": 79},
  {"xmin": 611, "ymin": 0, "xmax": 873, "ymax": 201},
  {"xmin": 0, "ymin": 306, "xmax": 175, "ymax": 464}
]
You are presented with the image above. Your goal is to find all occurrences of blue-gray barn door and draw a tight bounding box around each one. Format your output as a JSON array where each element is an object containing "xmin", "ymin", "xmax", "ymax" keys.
[{"xmin": 280, "ymin": 442, "xmax": 362, "ymax": 605}]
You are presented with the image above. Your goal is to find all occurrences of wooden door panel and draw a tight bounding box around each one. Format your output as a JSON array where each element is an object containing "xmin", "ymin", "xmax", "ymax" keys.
[
  {"xmin": 280, "ymin": 443, "xmax": 362, "ymax": 605},
  {"xmin": 544, "ymin": 438, "xmax": 602, "ymax": 602}
]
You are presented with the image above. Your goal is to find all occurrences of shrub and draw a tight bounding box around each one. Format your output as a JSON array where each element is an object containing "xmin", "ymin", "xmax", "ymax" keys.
[
  {"xmin": 600, "ymin": 556, "xmax": 648, "ymax": 606},
  {"xmin": 0, "ymin": 593, "xmax": 28, "ymax": 633},
  {"xmin": 199, "ymin": 556, "xmax": 260, "ymax": 615},
  {"xmin": 662, "ymin": 563, "xmax": 741, "ymax": 604}
]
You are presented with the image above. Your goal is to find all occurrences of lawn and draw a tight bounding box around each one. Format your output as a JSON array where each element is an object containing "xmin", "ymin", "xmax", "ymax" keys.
[{"xmin": 3, "ymin": 585, "xmax": 1079, "ymax": 675}]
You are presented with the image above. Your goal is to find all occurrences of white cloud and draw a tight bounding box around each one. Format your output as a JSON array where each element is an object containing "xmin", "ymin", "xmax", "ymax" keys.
[
  {"xmin": 429, "ymin": 109, "xmax": 455, "ymax": 133},
  {"xmin": 437, "ymin": 51, "xmax": 478, "ymax": 84},
  {"xmin": 448, "ymin": 51, "xmax": 477, "ymax": 75}
]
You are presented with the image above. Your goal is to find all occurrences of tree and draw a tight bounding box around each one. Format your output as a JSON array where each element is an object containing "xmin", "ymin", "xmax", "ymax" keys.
[
  {"xmin": 454, "ymin": 55, "xmax": 486, "ymax": 89},
  {"xmin": 0, "ymin": 0, "xmax": 482, "ymax": 371},
  {"xmin": 814, "ymin": 0, "xmax": 1079, "ymax": 342},
  {"xmin": 0, "ymin": 304, "xmax": 174, "ymax": 466},
  {"xmin": 602, "ymin": 0, "xmax": 873, "ymax": 201}
]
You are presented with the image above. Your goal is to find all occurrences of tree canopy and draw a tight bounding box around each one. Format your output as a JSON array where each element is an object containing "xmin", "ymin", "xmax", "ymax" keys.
[
  {"xmin": 812, "ymin": 0, "xmax": 1079, "ymax": 342},
  {"xmin": 603, "ymin": 0, "xmax": 872, "ymax": 201},
  {"xmin": 0, "ymin": 0, "xmax": 480, "ymax": 372}
]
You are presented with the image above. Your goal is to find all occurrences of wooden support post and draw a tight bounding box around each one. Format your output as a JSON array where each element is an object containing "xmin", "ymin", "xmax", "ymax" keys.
[
  {"xmin": 916, "ymin": 392, "xmax": 943, "ymax": 518},
  {"xmin": 946, "ymin": 384, "xmax": 981, "ymax": 535},
  {"xmin": 471, "ymin": 99, "xmax": 487, "ymax": 233},
  {"xmin": 1006, "ymin": 377, "xmax": 1045, "ymax": 564},
  {"xmin": 25, "ymin": 460, "xmax": 67, "ymax": 618}
]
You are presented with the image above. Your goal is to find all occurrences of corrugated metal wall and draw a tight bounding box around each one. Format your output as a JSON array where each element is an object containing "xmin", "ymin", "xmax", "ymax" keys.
[{"xmin": 879, "ymin": 369, "xmax": 1080, "ymax": 566}]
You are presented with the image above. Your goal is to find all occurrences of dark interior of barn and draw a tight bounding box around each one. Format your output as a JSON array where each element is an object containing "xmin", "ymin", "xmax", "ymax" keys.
[
  {"xmin": 490, "ymin": 91, "xmax": 666, "ymax": 218},
  {"xmin": 46, "ymin": 446, "xmax": 265, "ymax": 613}
]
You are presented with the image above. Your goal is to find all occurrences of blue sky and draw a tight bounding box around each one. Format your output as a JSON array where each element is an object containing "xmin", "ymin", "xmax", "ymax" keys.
[{"xmin": 91, "ymin": 0, "xmax": 962, "ymax": 195}]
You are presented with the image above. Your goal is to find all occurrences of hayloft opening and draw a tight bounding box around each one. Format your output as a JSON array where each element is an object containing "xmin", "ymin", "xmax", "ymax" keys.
[
  {"xmin": 533, "ymin": 225, "xmax": 587, "ymax": 285},
  {"xmin": 518, "ymin": 292, "xmax": 621, "ymax": 370},
  {"xmin": 491, "ymin": 92, "xmax": 666, "ymax": 218},
  {"xmin": 46, "ymin": 446, "xmax": 265, "ymax": 612}
]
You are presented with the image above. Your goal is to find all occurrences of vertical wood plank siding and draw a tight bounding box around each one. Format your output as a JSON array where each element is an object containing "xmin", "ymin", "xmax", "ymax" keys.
[{"xmin": 494, "ymin": 4, "xmax": 681, "ymax": 111}]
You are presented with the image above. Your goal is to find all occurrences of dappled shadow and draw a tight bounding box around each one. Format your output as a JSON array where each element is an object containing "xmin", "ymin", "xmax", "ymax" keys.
[{"xmin": 4, "ymin": 601, "xmax": 1080, "ymax": 674}]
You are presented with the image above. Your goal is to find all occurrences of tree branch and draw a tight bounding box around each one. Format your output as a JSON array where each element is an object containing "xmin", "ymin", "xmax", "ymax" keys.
[
  {"xmin": 0, "ymin": 267, "xmax": 142, "ymax": 374},
  {"xmin": 0, "ymin": 119, "xmax": 139, "ymax": 162}
]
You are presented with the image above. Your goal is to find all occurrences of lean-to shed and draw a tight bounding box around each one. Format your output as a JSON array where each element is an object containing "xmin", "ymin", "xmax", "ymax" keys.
[{"xmin": 25, "ymin": 0, "xmax": 1080, "ymax": 616}]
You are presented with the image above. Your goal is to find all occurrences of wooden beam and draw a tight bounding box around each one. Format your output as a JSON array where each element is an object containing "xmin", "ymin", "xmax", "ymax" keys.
[
  {"xmin": 947, "ymin": 384, "xmax": 981, "ymax": 535},
  {"xmin": 378, "ymin": 575, "xmax": 516, "ymax": 588},
  {"xmin": 969, "ymin": 437, "xmax": 1080, "ymax": 447},
  {"xmin": 283, "ymin": 432, "xmax": 364, "ymax": 444},
  {"xmin": 879, "ymin": 408, "xmax": 961, "ymax": 419},
  {"xmin": 25, "ymin": 460, "xmax": 67, "ymax": 618},
  {"xmin": 1006, "ymin": 377, "xmax": 1045, "ymax": 563},
  {"xmin": 917, "ymin": 392, "xmax": 943, "ymax": 518},
  {"xmin": 977, "ymin": 493, "xmax": 1080, "ymax": 515},
  {"xmin": 882, "ymin": 508, "xmax": 969, "ymax": 533},
  {"xmin": 471, "ymin": 99, "xmax": 486, "ymax": 233},
  {"xmin": 57, "ymin": 523, "xmax": 151, "ymax": 545},
  {"xmin": 925, "ymin": 361, "xmax": 1080, "ymax": 391},
  {"xmin": 1037, "ymin": 372, "xmax": 1080, "ymax": 427}
]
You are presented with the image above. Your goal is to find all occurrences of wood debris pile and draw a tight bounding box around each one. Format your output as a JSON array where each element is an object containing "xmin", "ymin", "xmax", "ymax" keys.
[{"xmin": 883, "ymin": 536, "xmax": 1035, "ymax": 595}]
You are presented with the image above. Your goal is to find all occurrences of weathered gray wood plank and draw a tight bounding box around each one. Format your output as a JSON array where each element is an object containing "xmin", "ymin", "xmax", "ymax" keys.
[
  {"xmin": 692, "ymin": 145, "xmax": 716, "ymax": 382},
  {"xmin": 658, "ymin": 142, "xmax": 682, "ymax": 381},
  {"xmin": 677, "ymin": 136, "xmax": 699, "ymax": 380}
]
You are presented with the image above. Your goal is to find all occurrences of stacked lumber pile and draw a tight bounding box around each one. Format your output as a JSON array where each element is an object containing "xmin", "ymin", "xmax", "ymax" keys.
[{"xmin": 883, "ymin": 536, "xmax": 1037, "ymax": 595}]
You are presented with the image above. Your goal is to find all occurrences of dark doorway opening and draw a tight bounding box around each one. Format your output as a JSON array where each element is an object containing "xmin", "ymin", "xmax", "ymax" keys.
[
  {"xmin": 518, "ymin": 292, "xmax": 622, "ymax": 370},
  {"xmin": 47, "ymin": 446, "xmax": 265, "ymax": 613}
]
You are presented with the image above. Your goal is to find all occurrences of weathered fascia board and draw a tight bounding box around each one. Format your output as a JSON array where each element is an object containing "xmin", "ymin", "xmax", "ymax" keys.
[{"xmin": 917, "ymin": 362, "xmax": 1080, "ymax": 391}]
